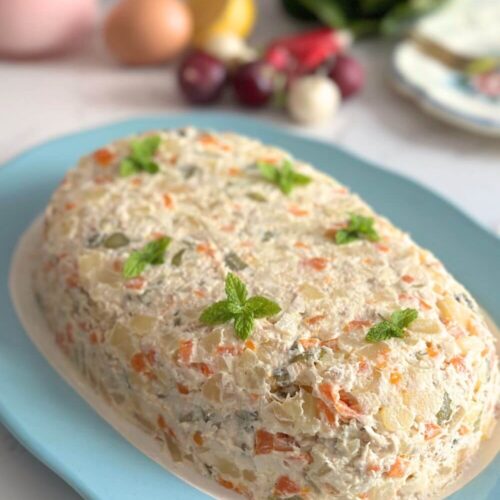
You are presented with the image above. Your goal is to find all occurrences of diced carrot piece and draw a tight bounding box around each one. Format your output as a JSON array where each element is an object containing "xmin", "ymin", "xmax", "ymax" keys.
[
  {"xmin": 124, "ymin": 277, "xmax": 145, "ymax": 290},
  {"xmin": 304, "ymin": 257, "xmax": 328, "ymax": 271},
  {"xmin": 390, "ymin": 371, "xmax": 401, "ymax": 384},
  {"xmin": 298, "ymin": 338, "xmax": 320, "ymax": 348},
  {"xmin": 424, "ymin": 423, "xmax": 441, "ymax": 440},
  {"xmin": 294, "ymin": 241, "xmax": 310, "ymax": 249},
  {"xmin": 358, "ymin": 357, "xmax": 369, "ymax": 372},
  {"xmin": 316, "ymin": 398, "xmax": 336, "ymax": 425},
  {"xmin": 426, "ymin": 342, "xmax": 439, "ymax": 358},
  {"xmin": 177, "ymin": 340, "xmax": 193, "ymax": 364},
  {"xmin": 217, "ymin": 477, "xmax": 235, "ymax": 490},
  {"xmin": 198, "ymin": 133, "xmax": 218, "ymax": 146},
  {"xmin": 196, "ymin": 242, "xmax": 215, "ymax": 257},
  {"xmin": 273, "ymin": 432, "xmax": 296, "ymax": 452},
  {"xmin": 288, "ymin": 205, "xmax": 310, "ymax": 217},
  {"xmin": 338, "ymin": 390, "xmax": 362, "ymax": 416},
  {"xmin": 64, "ymin": 202, "xmax": 76, "ymax": 210},
  {"xmin": 376, "ymin": 243, "xmax": 390, "ymax": 253},
  {"xmin": 112, "ymin": 260, "xmax": 123, "ymax": 273},
  {"xmin": 93, "ymin": 148, "xmax": 114, "ymax": 166},
  {"xmin": 131, "ymin": 353, "xmax": 146, "ymax": 373},
  {"xmin": 193, "ymin": 431, "xmax": 203, "ymax": 446},
  {"xmin": 191, "ymin": 362, "xmax": 213, "ymax": 377},
  {"xmin": 177, "ymin": 383, "xmax": 189, "ymax": 395},
  {"xmin": 89, "ymin": 332, "xmax": 98, "ymax": 345},
  {"xmin": 244, "ymin": 339, "xmax": 256, "ymax": 351},
  {"xmin": 255, "ymin": 429, "xmax": 274, "ymax": 455},
  {"xmin": 163, "ymin": 193, "xmax": 174, "ymax": 208},
  {"xmin": 367, "ymin": 464, "xmax": 381, "ymax": 473},
  {"xmin": 228, "ymin": 167, "xmax": 240, "ymax": 176},
  {"xmin": 131, "ymin": 178, "xmax": 142, "ymax": 187},
  {"xmin": 343, "ymin": 319, "xmax": 371, "ymax": 333},
  {"xmin": 385, "ymin": 457, "xmax": 406, "ymax": 478},
  {"xmin": 419, "ymin": 298, "xmax": 432, "ymax": 310},
  {"xmin": 450, "ymin": 355, "xmax": 466, "ymax": 372},
  {"xmin": 274, "ymin": 476, "xmax": 301, "ymax": 496},
  {"xmin": 459, "ymin": 425, "xmax": 470, "ymax": 436},
  {"xmin": 304, "ymin": 315, "xmax": 325, "ymax": 326},
  {"xmin": 402, "ymin": 274, "xmax": 414, "ymax": 283},
  {"xmin": 216, "ymin": 345, "xmax": 242, "ymax": 356}
]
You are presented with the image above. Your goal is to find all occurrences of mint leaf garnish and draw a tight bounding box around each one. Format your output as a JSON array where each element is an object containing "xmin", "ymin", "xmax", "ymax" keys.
[
  {"xmin": 257, "ymin": 159, "xmax": 311, "ymax": 195},
  {"xmin": 365, "ymin": 308, "xmax": 418, "ymax": 343},
  {"xmin": 119, "ymin": 135, "xmax": 161, "ymax": 177},
  {"xmin": 335, "ymin": 214, "xmax": 380, "ymax": 245},
  {"xmin": 200, "ymin": 273, "xmax": 281, "ymax": 340},
  {"xmin": 123, "ymin": 236, "xmax": 171, "ymax": 278}
]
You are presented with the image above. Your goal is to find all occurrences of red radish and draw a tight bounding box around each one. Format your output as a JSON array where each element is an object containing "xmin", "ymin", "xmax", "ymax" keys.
[
  {"xmin": 232, "ymin": 61, "xmax": 275, "ymax": 108},
  {"xmin": 178, "ymin": 51, "xmax": 227, "ymax": 104},
  {"xmin": 329, "ymin": 55, "xmax": 364, "ymax": 99}
]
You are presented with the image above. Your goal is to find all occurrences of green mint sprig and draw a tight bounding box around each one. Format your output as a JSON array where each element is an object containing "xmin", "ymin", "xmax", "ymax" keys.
[
  {"xmin": 366, "ymin": 308, "xmax": 418, "ymax": 343},
  {"xmin": 257, "ymin": 159, "xmax": 311, "ymax": 195},
  {"xmin": 335, "ymin": 214, "xmax": 380, "ymax": 245},
  {"xmin": 123, "ymin": 236, "xmax": 171, "ymax": 278},
  {"xmin": 120, "ymin": 135, "xmax": 161, "ymax": 177},
  {"xmin": 200, "ymin": 273, "xmax": 281, "ymax": 340}
]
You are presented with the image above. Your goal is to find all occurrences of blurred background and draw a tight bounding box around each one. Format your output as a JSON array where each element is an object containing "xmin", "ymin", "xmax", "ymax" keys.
[{"xmin": 0, "ymin": 1, "xmax": 499, "ymax": 497}]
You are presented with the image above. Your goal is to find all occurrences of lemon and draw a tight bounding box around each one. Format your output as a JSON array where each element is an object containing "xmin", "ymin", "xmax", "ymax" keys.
[{"xmin": 187, "ymin": 0, "xmax": 256, "ymax": 47}]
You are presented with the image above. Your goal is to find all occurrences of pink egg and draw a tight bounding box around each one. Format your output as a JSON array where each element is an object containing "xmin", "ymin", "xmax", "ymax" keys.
[{"xmin": 0, "ymin": 0, "xmax": 98, "ymax": 58}]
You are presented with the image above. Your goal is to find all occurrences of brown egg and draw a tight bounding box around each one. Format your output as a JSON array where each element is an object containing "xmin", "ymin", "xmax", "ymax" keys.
[{"xmin": 105, "ymin": 0, "xmax": 192, "ymax": 65}]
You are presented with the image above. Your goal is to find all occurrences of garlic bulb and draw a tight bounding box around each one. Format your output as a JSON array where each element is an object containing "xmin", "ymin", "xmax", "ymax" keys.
[{"xmin": 287, "ymin": 75, "xmax": 340, "ymax": 125}]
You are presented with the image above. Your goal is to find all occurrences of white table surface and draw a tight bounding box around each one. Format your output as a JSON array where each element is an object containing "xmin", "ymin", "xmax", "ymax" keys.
[{"xmin": 0, "ymin": 1, "xmax": 499, "ymax": 499}]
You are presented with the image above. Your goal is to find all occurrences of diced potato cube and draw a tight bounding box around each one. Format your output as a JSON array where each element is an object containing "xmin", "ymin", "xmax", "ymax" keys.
[
  {"xmin": 410, "ymin": 318, "xmax": 441, "ymax": 334},
  {"xmin": 378, "ymin": 405, "xmax": 414, "ymax": 432},
  {"xmin": 129, "ymin": 315, "xmax": 157, "ymax": 335}
]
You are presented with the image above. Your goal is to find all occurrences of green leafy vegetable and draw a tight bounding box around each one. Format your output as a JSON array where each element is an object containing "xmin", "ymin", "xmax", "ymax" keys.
[
  {"xmin": 366, "ymin": 308, "xmax": 418, "ymax": 343},
  {"xmin": 123, "ymin": 236, "xmax": 171, "ymax": 278},
  {"xmin": 335, "ymin": 214, "xmax": 380, "ymax": 244},
  {"xmin": 257, "ymin": 159, "xmax": 311, "ymax": 195},
  {"xmin": 199, "ymin": 273, "xmax": 281, "ymax": 340},
  {"xmin": 119, "ymin": 135, "xmax": 161, "ymax": 177}
]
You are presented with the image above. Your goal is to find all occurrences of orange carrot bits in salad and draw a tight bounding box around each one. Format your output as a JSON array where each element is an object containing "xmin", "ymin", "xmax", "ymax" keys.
[
  {"xmin": 93, "ymin": 148, "xmax": 114, "ymax": 166},
  {"xmin": 191, "ymin": 362, "xmax": 213, "ymax": 377},
  {"xmin": 274, "ymin": 475, "xmax": 301, "ymax": 496},
  {"xmin": 273, "ymin": 432, "xmax": 297, "ymax": 452},
  {"xmin": 163, "ymin": 193, "xmax": 174, "ymax": 209},
  {"xmin": 255, "ymin": 429, "xmax": 274, "ymax": 455},
  {"xmin": 424, "ymin": 423, "xmax": 441, "ymax": 440},
  {"xmin": 217, "ymin": 477, "xmax": 235, "ymax": 490},
  {"xmin": 288, "ymin": 205, "xmax": 310, "ymax": 217},
  {"xmin": 298, "ymin": 337, "xmax": 320, "ymax": 349},
  {"xmin": 216, "ymin": 344, "xmax": 243, "ymax": 356},
  {"xmin": 316, "ymin": 398, "xmax": 336, "ymax": 426},
  {"xmin": 401, "ymin": 274, "xmax": 414, "ymax": 283},
  {"xmin": 177, "ymin": 339, "xmax": 194, "ymax": 364},
  {"xmin": 193, "ymin": 431, "xmax": 204, "ymax": 446},
  {"xmin": 385, "ymin": 457, "xmax": 407, "ymax": 478},
  {"xmin": 131, "ymin": 352, "xmax": 146, "ymax": 373},
  {"xmin": 304, "ymin": 257, "xmax": 328, "ymax": 271},
  {"xmin": 389, "ymin": 371, "xmax": 402, "ymax": 384},
  {"xmin": 177, "ymin": 383, "xmax": 189, "ymax": 395},
  {"xmin": 124, "ymin": 277, "xmax": 146, "ymax": 290},
  {"xmin": 304, "ymin": 315, "xmax": 326, "ymax": 326},
  {"xmin": 449, "ymin": 355, "xmax": 466, "ymax": 372}
]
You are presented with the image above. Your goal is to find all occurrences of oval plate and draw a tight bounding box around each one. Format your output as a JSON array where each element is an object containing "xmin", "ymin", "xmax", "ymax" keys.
[{"xmin": 0, "ymin": 113, "xmax": 498, "ymax": 500}]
